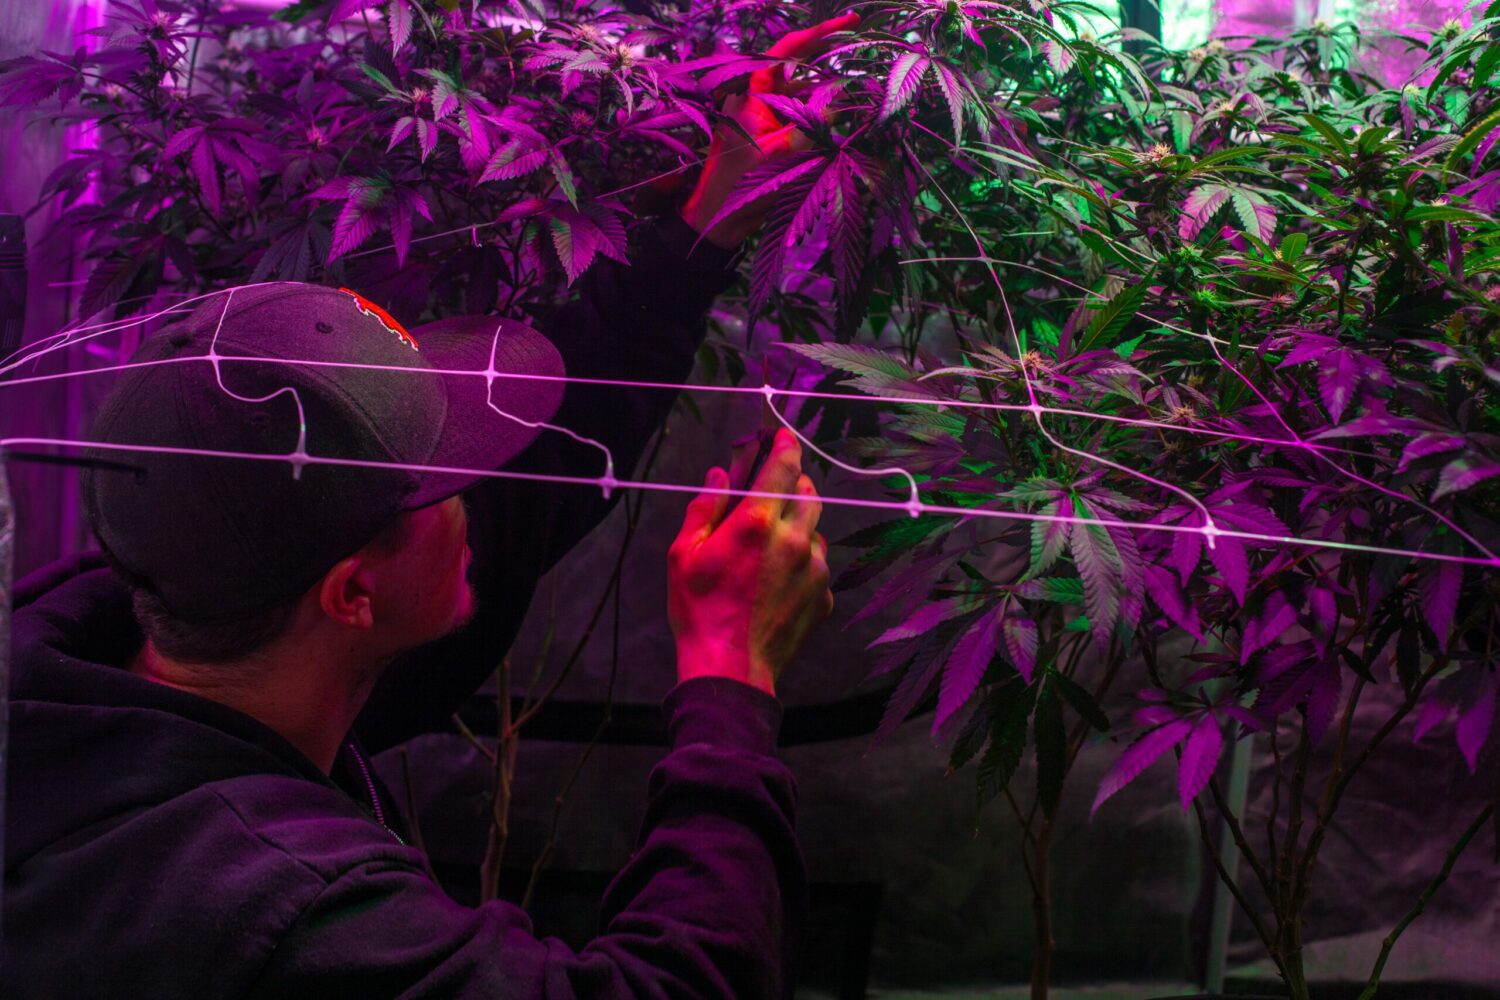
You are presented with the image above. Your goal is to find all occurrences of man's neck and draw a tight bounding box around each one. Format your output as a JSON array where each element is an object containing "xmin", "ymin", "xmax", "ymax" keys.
[{"xmin": 127, "ymin": 641, "xmax": 379, "ymax": 775}]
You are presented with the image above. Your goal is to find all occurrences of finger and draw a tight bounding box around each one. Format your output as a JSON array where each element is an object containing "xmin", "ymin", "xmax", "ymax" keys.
[
  {"xmin": 764, "ymin": 12, "xmax": 861, "ymax": 60},
  {"xmin": 741, "ymin": 427, "xmax": 802, "ymax": 521},
  {"xmin": 674, "ymin": 467, "xmax": 732, "ymax": 548},
  {"xmin": 783, "ymin": 474, "xmax": 823, "ymax": 534}
]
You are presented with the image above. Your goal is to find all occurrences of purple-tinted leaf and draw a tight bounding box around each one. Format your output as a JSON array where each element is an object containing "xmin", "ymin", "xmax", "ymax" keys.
[
  {"xmin": 1207, "ymin": 533, "xmax": 1248, "ymax": 606},
  {"xmin": 1418, "ymin": 560, "xmax": 1463, "ymax": 651},
  {"xmin": 870, "ymin": 594, "xmax": 977, "ymax": 646},
  {"xmin": 1241, "ymin": 590, "xmax": 1297, "ymax": 665},
  {"xmin": 1318, "ymin": 349, "xmax": 1359, "ymax": 423},
  {"xmin": 875, "ymin": 624, "xmax": 964, "ymax": 746},
  {"xmin": 1178, "ymin": 715, "xmax": 1224, "ymax": 812},
  {"xmin": 1455, "ymin": 674, "xmax": 1495, "ymax": 773},
  {"xmin": 700, "ymin": 152, "xmax": 823, "ymax": 243},
  {"xmin": 1041, "ymin": 38, "xmax": 1074, "ymax": 75},
  {"xmin": 1002, "ymin": 611, "xmax": 1039, "ymax": 682},
  {"xmin": 1214, "ymin": 501, "xmax": 1289, "ymax": 539},
  {"xmin": 1179, "ymin": 184, "xmax": 1230, "ymax": 240},
  {"xmin": 388, "ymin": 0, "xmax": 412, "ymax": 53},
  {"xmin": 1143, "ymin": 563, "xmax": 1202, "ymax": 640},
  {"xmin": 1172, "ymin": 525, "xmax": 1203, "ymax": 584},
  {"xmin": 190, "ymin": 138, "xmax": 220, "ymax": 217},
  {"xmin": 881, "ymin": 51, "xmax": 929, "ymax": 120},
  {"xmin": 1220, "ymin": 703, "xmax": 1266, "ymax": 734},
  {"xmin": 1230, "ymin": 188, "xmax": 1276, "ymax": 242},
  {"xmin": 1091, "ymin": 719, "xmax": 1194, "ymax": 818},
  {"xmin": 1305, "ymin": 656, "xmax": 1343, "ymax": 745},
  {"xmin": 1398, "ymin": 433, "xmax": 1466, "ymax": 472},
  {"xmin": 1433, "ymin": 455, "xmax": 1500, "ymax": 499},
  {"xmin": 931, "ymin": 59, "xmax": 966, "ymax": 140},
  {"xmin": 1414, "ymin": 696, "xmax": 1452, "ymax": 741},
  {"xmin": 933, "ymin": 606, "xmax": 1002, "ymax": 737},
  {"xmin": 1308, "ymin": 585, "xmax": 1338, "ymax": 654},
  {"xmin": 846, "ymin": 548, "xmax": 953, "ymax": 630},
  {"xmin": 329, "ymin": 0, "xmax": 382, "ymax": 21}
]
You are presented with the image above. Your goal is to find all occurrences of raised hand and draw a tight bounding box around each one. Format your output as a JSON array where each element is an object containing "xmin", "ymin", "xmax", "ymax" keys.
[
  {"xmin": 679, "ymin": 12, "xmax": 861, "ymax": 249},
  {"xmin": 667, "ymin": 429, "xmax": 834, "ymax": 697}
]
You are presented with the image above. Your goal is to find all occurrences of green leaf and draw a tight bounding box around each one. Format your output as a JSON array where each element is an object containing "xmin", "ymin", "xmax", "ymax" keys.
[
  {"xmin": 1302, "ymin": 112, "xmax": 1353, "ymax": 158},
  {"xmin": 1279, "ymin": 232, "xmax": 1307, "ymax": 262},
  {"xmin": 1053, "ymin": 672, "xmax": 1110, "ymax": 732},
  {"xmin": 1114, "ymin": 332, "xmax": 1146, "ymax": 359},
  {"xmin": 359, "ymin": 62, "xmax": 400, "ymax": 95},
  {"xmin": 947, "ymin": 691, "xmax": 993, "ymax": 774},
  {"xmin": 1077, "ymin": 279, "xmax": 1148, "ymax": 355},
  {"xmin": 549, "ymin": 150, "xmax": 577, "ymax": 208},
  {"xmin": 1405, "ymin": 204, "xmax": 1492, "ymax": 224},
  {"xmin": 1171, "ymin": 109, "xmax": 1192, "ymax": 153},
  {"xmin": 1445, "ymin": 105, "xmax": 1500, "ymax": 179},
  {"xmin": 1034, "ymin": 679, "xmax": 1066, "ymax": 819},
  {"xmin": 976, "ymin": 678, "xmax": 1037, "ymax": 809}
]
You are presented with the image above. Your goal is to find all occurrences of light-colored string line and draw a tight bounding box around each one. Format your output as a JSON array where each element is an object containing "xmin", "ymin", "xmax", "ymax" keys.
[
  {"xmin": 0, "ymin": 347, "xmax": 1373, "ymax": 457},
  {"xmin": 905, "ymin": 151, "xmax": 1222, "ymax": 544},
  {"xmin": 759, "ymin": 381, "xmax": 924, "ymax": 516},
  {"xmin": 2, "ymin": 435, "xmax": 1495, "ymax": 569},
  {"xmin": 478, "ymin": 320, "xmax": 618, "ymax": 496},
  {"xmin": 901, "ymin": 252, "xmax": 1499, "ymax": 560},
  {"xmin": 205, "ymin": 288, "xmax": 313, "ymax": 480},
  {"xmin": 0, "ymin": 281, "xmax": 297, "ymax": 377}
]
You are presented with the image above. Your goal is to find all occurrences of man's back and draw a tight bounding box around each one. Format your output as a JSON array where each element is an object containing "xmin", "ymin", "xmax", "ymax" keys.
[{"xmin": 5, "ymin": 559, "xmax": 807, "ymax": 998}]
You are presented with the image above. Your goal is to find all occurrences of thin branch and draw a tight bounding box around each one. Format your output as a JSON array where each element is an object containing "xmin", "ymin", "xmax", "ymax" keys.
[
  {"xmin": 1191, "ymin": 778, "xmax": 1287, "ymax": 979},
  {"xmin": 1356, "ymin": 804, "xmax": 1495, "ymax": 1000}
]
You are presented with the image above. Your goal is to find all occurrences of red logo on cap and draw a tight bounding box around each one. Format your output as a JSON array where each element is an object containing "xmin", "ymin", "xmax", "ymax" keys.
[{"xmin": 338, "ymin": 287, "xmax": 419, "ymax": 351}]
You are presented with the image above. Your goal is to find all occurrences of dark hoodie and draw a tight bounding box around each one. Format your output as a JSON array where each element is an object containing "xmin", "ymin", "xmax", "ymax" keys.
[{"xmin": 3, "ymin": 214, "xmax": 810, "ymax": 999}]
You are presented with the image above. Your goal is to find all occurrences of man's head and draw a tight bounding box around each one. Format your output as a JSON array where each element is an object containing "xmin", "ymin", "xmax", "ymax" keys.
[
  {"xmin": 117, "ymin": 494, "xmax": 477, "ymax": 669},
  {"xmin": 81, "ymin": 282, "xmax": 564, "ymax": 670}
]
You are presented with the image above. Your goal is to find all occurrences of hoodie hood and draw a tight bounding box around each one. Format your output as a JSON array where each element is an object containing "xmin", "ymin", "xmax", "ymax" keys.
[{"xmin": 6, "ymin": 553, "xmax": 398, "ymax": 870}]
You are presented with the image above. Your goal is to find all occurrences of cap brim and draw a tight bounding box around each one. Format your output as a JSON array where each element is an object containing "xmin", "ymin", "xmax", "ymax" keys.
[{"xmin": 400, "ymin": 314, "xmax": 566, "ymax": 508}]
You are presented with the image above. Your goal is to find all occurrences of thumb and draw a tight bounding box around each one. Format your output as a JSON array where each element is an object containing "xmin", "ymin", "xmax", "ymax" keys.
[{"xmin": 675, "ymin": 467, "xmax": 732, "ymax": 547}]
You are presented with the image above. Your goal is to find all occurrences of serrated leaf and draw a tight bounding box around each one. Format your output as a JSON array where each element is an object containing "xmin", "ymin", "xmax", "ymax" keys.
[
  {"xmin": 1418, "ymin": 560, "xmax": 1463, "ymax": 651},
  {"xmin": 1091, "ymin": 719, "xmax": 1193, "ymax": 818},
  {"xmin": 1206, "ymin": 534, "xmax": 1248, "ymax": 606},
  {"xmin": 881, "ymin": 51, "xmax": 929, "ymax": 121},
  {"xmin": 1042, "ymin": 38, "xmax": 1074, "ymax": 76},
  {"xmin": 388, "ymin": 0, "xmax": 412, "ymax": 53},
  {"xmin": 871, "ymin": 594, "xmax": 977, "ymax": 646},
  {"xmin": 976, "ymin": 679, "xmax": 1037, "ymax": 808},
  {"xmin": 1177, "ymin": 716, "xmax": 1224, "ymax": 812},
  {"xmin": 1001, "ymin": 611, "xmax": 1039, "ymax": 682},
  {"xmin": 931, "ymin": 60, "xmax": 967, "ymax": 141},
  {"xmin": 1179, "ymin": 184, "xmax": 1230, "ymax": 240},
  {"xmin": 1230, "ymin": 189, "xmax": 1276, "ymax": 242},
  {"xmin": 1053, "ymin": 672, "xmax": 1109, "ymax": 733},
  {"xmin": 933, "ymin": 606, "xmax": 1003, "ymax": 737},
  {"xmin": 1077, "ymin": 280, "xmax": 1147, "ymax": 355}
]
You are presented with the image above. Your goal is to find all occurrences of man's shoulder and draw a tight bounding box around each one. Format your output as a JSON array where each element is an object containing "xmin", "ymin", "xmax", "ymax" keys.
[{"xmin": 200, "ymin": 772, "xmax": 428, "ymax": 886}]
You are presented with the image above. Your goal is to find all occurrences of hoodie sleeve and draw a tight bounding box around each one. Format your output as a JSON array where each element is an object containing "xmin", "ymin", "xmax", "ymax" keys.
[
  {"xmin": 354, "ymin": 213, "xmax": 742, "ymax": 753},
  {"xmin": 252, "ymin": 677, "xmax": 807, "ymax": 1000}
]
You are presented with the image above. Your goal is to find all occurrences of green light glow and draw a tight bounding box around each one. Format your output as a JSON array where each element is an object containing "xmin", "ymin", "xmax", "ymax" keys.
[{"xmin": 1160, "ymin": 0, "xmax": 1215, "ymax": 49}]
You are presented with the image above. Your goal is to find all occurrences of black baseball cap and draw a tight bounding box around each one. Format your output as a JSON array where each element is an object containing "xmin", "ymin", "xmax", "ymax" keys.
[{"xmin": 81, "ymin": 281, "xmax": 566, "ymax": 625}]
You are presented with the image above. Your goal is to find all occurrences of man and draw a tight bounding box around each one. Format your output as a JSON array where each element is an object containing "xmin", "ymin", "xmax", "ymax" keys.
[{"xmin": 3, "ymin": 14, "xmax": 855, "ymax": 998}]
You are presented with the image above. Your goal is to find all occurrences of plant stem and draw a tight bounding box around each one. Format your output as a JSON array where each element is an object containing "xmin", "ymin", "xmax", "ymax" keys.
[
  {"xmin": 1291, "ymin": 657, "xmax": 1447, "ymax": 919},
  {"xmin": 1189, "ymin": 790, "xmax": 1286, "ymax": 979},
  {"xmin": 479, "ymin": 653, "xmax": 519, "ymax": 903},
  {"xmin": 1029, "ymin": 823, "xmax": 1054, "ymax": 1000},
  {"xmin": 1356, "ymin": 804, "xmax": 1495, "ymax": 1000}
]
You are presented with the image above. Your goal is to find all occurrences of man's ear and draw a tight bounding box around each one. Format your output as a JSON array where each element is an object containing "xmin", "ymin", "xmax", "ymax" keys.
[{"xmin": 318, "ymin": 555, "xmax": 376, "ymax": 630}]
